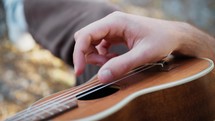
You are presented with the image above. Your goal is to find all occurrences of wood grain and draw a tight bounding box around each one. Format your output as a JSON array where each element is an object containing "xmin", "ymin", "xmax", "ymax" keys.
[
  {"xmin": 8, "ymin": 58, "xmax": 213, "ymax": 121},
  {"xmin": 45, "ymin": 58, "xmax": 214, "ymax": 121}
]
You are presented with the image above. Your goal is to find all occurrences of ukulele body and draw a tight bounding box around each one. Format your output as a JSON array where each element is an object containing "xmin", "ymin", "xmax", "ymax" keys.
[
  {"xmin": 7, "ymin": 58, "xmax": 215, "ymax": 121},
  {"xmin": 51, "ymin": 58, "xmax": 215, "ymax": 121}
]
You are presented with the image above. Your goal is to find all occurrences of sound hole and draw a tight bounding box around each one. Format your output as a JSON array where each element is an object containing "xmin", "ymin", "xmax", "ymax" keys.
[{"xmin": 77, "ymin": 85, "xmax": 120, "ymax": 100}]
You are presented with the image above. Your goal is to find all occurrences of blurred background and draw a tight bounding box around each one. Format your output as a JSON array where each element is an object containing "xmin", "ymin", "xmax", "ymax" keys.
[{"xmin": 0, "ymin": 0, "xmax": 214, "ymax": 120}]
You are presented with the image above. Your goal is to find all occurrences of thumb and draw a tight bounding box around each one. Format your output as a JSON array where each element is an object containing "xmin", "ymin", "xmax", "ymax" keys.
[{"xmin": 97, "ymin": 49, "xmax": 147, "ymax": 83}]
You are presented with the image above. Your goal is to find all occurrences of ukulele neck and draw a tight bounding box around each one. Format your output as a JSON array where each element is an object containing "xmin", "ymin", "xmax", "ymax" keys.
[{"xmin": 6, "ymin": 98, "xmax": 78, "ymax": 121}]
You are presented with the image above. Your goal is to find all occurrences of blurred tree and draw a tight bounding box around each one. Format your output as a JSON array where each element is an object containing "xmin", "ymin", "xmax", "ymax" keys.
[{"xmin": 0, "ymin": 0, "xmax": 6, "ymax": 38}]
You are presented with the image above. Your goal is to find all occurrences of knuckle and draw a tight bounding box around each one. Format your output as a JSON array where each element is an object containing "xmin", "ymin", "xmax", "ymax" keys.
[
  {"xmin": 74, "ymin": 31, "xmax": 79, "ymax": 40},
  {"xmin": 108, "ymin": 11, "xmax": 125, "ymax": 20}
]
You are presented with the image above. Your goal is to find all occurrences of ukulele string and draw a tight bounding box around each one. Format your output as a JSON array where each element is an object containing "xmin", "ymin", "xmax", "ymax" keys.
[
  {"xmin": 9, "ymin": 64, "xmax": 156, "ymax": 121},
  {"xmin": 77, "ymin": 64, "xmax": 155, "ymax": 99},
  {"xmin": 7, "ymin": 80, "xmax": 102, "ymax": 121},
  {"xmin": 28, "ymin": 64, "xmax": 155, "ymax": 120},
  {"xmin": 8, "ymin": 63, "xmax": 158, "ymax": 120},
  {"xmin": 33, "ymin": 64, "xmax": 156, "ymax": 120},
  {"xmin": 18, "ymin": 63, "xmax": 151, "ymax": 120},
  {"xmin": 9, "ymin": 63, "xmax": 161, "ymax": 121},
  {"xmin": 9, "ymin": 81, "xmax": 103, "ymax": 121}
]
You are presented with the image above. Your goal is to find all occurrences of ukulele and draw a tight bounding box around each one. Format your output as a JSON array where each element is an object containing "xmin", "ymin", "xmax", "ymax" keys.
[{"xmin": 6, "ymin": 57, "xmax": 215, "ymax": 121}]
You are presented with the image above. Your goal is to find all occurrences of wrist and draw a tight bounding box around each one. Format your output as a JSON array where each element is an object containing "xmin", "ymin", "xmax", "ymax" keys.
[{"xmin": 171, "ymin": 21, "xmax": 195, "ymax": 56}]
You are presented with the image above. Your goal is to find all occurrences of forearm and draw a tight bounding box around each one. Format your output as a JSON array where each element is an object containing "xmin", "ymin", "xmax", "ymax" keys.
[{"xmin": 174, "ymin": 22, "xmax": 215, "ymax": 62}]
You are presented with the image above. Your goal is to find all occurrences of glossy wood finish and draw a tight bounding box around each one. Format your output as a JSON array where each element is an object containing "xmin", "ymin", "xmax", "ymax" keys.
[
  {"xmin": 46, "ymin": 58, "xmax": 214, "ymax": 121},
  {"xmin": 7, "ymin": 58, "xmax": 214, "ymax": 121},
  {"xmin": 104, "ymin": 70, "xmax": 215, "ymax": 121}
]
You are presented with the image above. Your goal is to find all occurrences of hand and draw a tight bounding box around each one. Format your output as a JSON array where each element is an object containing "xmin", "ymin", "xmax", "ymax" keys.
[{"xmin": 73, "ymin": 11, "xmax": 215, "ymax": 83}]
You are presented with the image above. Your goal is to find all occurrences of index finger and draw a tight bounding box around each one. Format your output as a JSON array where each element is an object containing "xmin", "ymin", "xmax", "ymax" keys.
[
  {"xmin": 73, "ymin": 12, "xmax": 127, "ymax": 76},
  {"xmin": 73, "ymin": 16, "xmax": 112, "ymax": 76}
]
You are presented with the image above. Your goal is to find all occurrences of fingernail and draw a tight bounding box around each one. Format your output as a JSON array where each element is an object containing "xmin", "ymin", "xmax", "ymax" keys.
[{"xmin": 99, "ymin": 69, "xmax": 113, "ymax": 83}]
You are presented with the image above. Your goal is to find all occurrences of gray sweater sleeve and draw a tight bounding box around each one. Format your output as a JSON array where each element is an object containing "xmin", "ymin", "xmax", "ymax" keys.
[
  {"xmin": 23, "ymin": 0, "xmax": 121, "ymax": 84},
  {"xmin": 24, "ymin": 0, "xmax": 118, "ymax": 67}
]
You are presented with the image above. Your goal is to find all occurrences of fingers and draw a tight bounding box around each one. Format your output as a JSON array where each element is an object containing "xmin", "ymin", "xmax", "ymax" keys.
[
  {"xmin": 73, "ymin": 12, "xmax": 126, "ymax": 76},
  {"xmin": 97, "ymin": 49, "xmax": 140, "ymax": 83},
  {"xmin": 73, "ymin": 20, "xmax": 109, "ymax": 75},
  {"xmin": 96, "ymin": 39, "xmax": 111, "ymax": 55},
  {"xmin": 73, "ymin": 11, "xmax": 181, "ymax": 83},
  {"xmin": 97, "ymin": 40, "xmax": 171, "ymax": 83}
]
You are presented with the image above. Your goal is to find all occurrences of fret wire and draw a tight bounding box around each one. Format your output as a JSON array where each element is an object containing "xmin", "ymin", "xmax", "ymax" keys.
[
  {"xmin": 6, "ymin": 80, "xmax": 102, "ymax": 121},
  {"xmin": 24, "ymin": 98, "xmax": 72, "ymax": 120},
  {"xmin": 8, "ymin": 81, "xmax": 103, "ymax": 121},
  {"xmin": 30, "ymin": 98, "xmax": 78, "ymax": 121}
]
